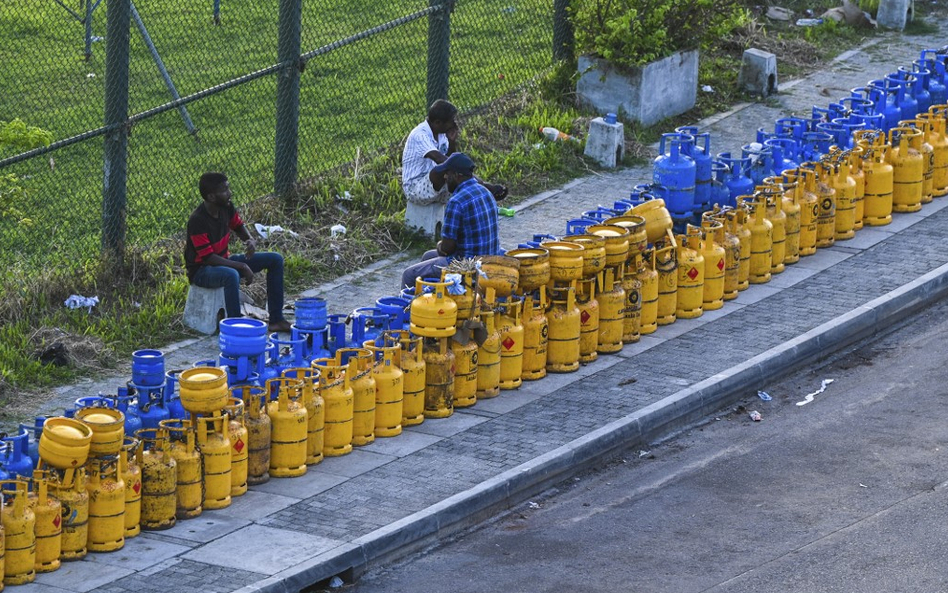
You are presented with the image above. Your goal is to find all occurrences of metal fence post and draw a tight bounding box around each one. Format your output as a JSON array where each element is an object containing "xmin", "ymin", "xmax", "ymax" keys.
[
  {"xmin": 426, "ymin": 0, "xmax": 452, "ymax": 109},
  {"xmin": 553, "ymin": 0, "xmax": 574, "ymax": 62},
  {"xmin": 102, "ymin": 0, "xmax": 131, "ymax": 264},
  {"xmin": 273, "ymin": 0, "xmax": 302, "ymax": 198}
]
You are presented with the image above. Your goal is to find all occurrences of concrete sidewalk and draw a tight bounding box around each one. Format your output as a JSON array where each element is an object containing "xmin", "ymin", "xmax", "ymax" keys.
[{"xmin": 17, "ymin": 24, "xmax": 948, "ymax": 593}]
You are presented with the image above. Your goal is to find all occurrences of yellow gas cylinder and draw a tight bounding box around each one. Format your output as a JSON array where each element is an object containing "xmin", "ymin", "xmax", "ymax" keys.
[
  {"xmin": 423, "ymin": 337, "xmax": 455, "ymax": 418},
  {"xmin": 720, "ymin": 211, "xmax": 741, "ymax": 300},
  {"xmin": 409, "ymin": 279, "xmax": 458, "ymax": 337},
  {"xmin": 637, "ymin": 252, "xmax": 658, "ymax": 334},
  {"xmin": 587, "ymin": 224, "xmax": 630, "ymax": 270},
  {"xmin": 604, "ymin": 215, "xmax": 648, "ymax": 258},
  {"xmin": 477, "ymin": 304, "xmax": 503, "ymax": 394},
  {"xmin": 223, "ymin": 397, "xmax": 250, "ymax": 495},
  {"xmin": 450, "ymin": 333, "xmax": 479, "ymax": 408},
  {"xmin": 598, "ymin": 266, "xmax": 626, "ymax": 351},
  {"xmin": 234, "ymin": 384, "xmax": 271, "ymax": 483},
  {"xmin": 264, "ymin": 377, "xmax": 307, "ymax": 477},
  {"xmin": 826, "ymin": 152, "xmax": 857, "ymax": 241},
  {"xmin": 281, "ymin": 368, "xmax": 323, "ymax": 466},
  {"xmin": 442, "ymin": 267, "xmax": 478, "ymax": 321},
  {"xmin": 541, "ymin": 241, "xmax": 585, "ymax": 285},
  {"xmin": 794, "ymin": 168, "xmax": 820, "ymax": 254},
  {"xmin": 497, "ymin": 296, "xmax": 525, "ymax": 388},
  {"xmin": 761, "ymin": 188, "xmax": 786, "ymax": 274},
  {"xmin": 576, "ymin": 277, "xmax": 600, "ymax": 363},
  {"xmin": 135, "ymin": 428, "xmax": 176, "ymax": 532},
  {"xmin": 507, "ymin": 248, "xmax": 551, "ymax": 294},
  {"xmin": 364, "ymin": 337, "xmax": 404, "ymax": 436},
  {"xmin": 476, "ymin": 255, "xmax": 520, "ymax": 298},
  {"xmin": 921, "ymin": 107, "xmax": 948, "ymax": 196},
  {"xmin": 119, "ymin": 438, "xmax": 141, "ymax": 538},
  {"xmin": 51, "ymin": 466, "xmax": 89, "ymax": 558},
  {"xmin": 38, "ymin": 417, "xmax": 92, "ymax": 471},
  {"xmin": 655, "ymin": 241, "xmax": 678, "ymax": 326},
  {"xmin": 700, "ymin": 220, "xmax": 725, "ymax": 311},
  {"xmin": 676, "ymin": 227, "xmax": 705, "ymax": 319},
  {"xmin": 520, "ymin": 292, "xmax": 548, "ymax": 381},
  {"xmin": 313, "ymin": 358, "xmax": 354, "ymax": 457},
  {"xmin": 854, "ymin": 131, "xmax": 894, "ymax": 226},
  {"xmin": 178, "ymin": 366, "xmax": 228, "ymax": 416},
  {"xmin": 336, "ymin": 348, "xmax": 375, "ymax": 446},
  {"xmin": 76, "ymin": 406, "xmax": 125, "ymax": 458},
  {"xmin": 745, "ymin": 196, "xmax": 773, "ymax": 284},
  {"xmin": 1, "ymin": 480, "xmax": 35, "ymax": 585},
  {"xmin": 619, "ymin": 262, "xmax": 640, "ymax": 344},
  {"xmin": 780, "ymin": 174, "xmax": 802, "ymax": 264},
  {"xmin": 629, "ymin": 197, "xmax": 674, "ymax": 244},
  {"xmin": 546, "ymin": 286, "xmax": 581, "ymax": 373},
  {"xmin": 28, "ymin": 471, "xmax": 61, "ymax": 573},
  {"xmin": 731, "ymin": 207, "xmax": 752, "ymax": 288},
  {"xmin": 85, "ymin": 457, "xmax": 125, "ymax": 553},
  {"xmin": 811, "ymin": 161, "xmax": 837, "ymax": 248},
  {"xmin": 193, "ymin": 414, "xmax": 233, "ymax": 507},
  {"xmin": 888, "ymin": 126, "xmax": 924, "ymax": 213},
  {"xmin": 394, "ymin": 331, "xmax": 426, "ymax": 425},
  {"xmin": 159, "ymin": 420, "xmax": 202, "ymax": 519},
  {"xmin": 560, "ymin": 235, "xmax": 605, "ymax": 280},
  {"xmin": 902, "ymin": 119, "xmax": 935, "ymax": 203},
  {"xmin": 848, "ymin": 145, "xmax": 866, "ymax": 230}
]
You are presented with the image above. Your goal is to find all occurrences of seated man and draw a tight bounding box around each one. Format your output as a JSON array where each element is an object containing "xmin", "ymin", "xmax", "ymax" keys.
[
  {"xmin": 184, "ymin": 172, "xmax": 292, "ymax": 333},
  {"xmin": 401, "ymin": 153, "xmax": 501, "ymax": 289},
  {"xmin": 402, "ymin": 99, "xmax": 507, "ymax": 235}
]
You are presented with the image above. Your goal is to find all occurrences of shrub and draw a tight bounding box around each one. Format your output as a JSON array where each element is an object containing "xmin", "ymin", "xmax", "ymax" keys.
[{"xmin": 571, "ymin": 0, "xmax": 749, "ymax": 69}]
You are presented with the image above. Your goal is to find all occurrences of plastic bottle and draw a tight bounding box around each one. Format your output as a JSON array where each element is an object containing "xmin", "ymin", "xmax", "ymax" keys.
[
  {"xmin": 540, "ymin": 127, "xmax": 575, "ymax": 142},
  {"xmin": 497, "ymin": 207, "xmax": 516, "ymax": 217}
]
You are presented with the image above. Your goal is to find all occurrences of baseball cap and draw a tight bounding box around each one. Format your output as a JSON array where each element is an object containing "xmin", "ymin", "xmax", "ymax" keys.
[{"xmin": 432, "ymin": 152, "xmax": 476, "ymax": 176}]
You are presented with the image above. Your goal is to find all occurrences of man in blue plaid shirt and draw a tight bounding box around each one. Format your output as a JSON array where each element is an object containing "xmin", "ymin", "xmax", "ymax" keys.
[{"xmin": 401, "ymin": 153, "xmax": 500, "ymax": 288}]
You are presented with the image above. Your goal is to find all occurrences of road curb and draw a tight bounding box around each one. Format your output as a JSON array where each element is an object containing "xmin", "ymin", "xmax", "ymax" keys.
[{"xmin": 242, "ymin": 262, "xmax": 948, "ymax": 589}]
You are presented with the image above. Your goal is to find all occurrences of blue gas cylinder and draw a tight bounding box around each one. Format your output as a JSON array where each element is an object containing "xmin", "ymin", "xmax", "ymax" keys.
[
  {"xmin": 710, "ymin": 161, "xmax": 733, "ymax": 209},
  {"xmin": 902, "ymin": 65, "xmax": 931, "ymax": 116},
  {"xmin": 764, "ymin": 138, "xmax": 800, "ymax": 176},
  {"xmin": 612, "ymin": 200, "xmax": 636, "ymax": 215},
  {"xmin": 269, "ymin": 332, "xmax": 307, "ymax": 372},
  {"xmin": 885, "ymin": 73, "xmax": 917, "ymax": 122},
  {"xmin": 163, "ymin": 370, "xmax": 188, "ymax": 420},
  {"xmin": 653, "ymin": 133, "xmax": 696, "ymax": 219},
  {"xmin": 774, "ymin": 117, "xmax": 808, "ymax": 143},
  {"xmin": 294, "ymin": 297, "xmax": 328, "ymax": 331},
  {"xmin": 25, "ymin": 416, "xmax": 47, "ymax": 469},
  {"xmin": 2, "ymin": 427, "xmax": 34, "ymax": 478},
  {"xmin": 675, "ymin": 127, "xmax": 713, "ymax": 215},
  {"xmin": 815, "ymin": 121, "xmax": 848, "ymax": 149},
  {"xmin": 716, "ymin": 152, "xmax": 755, "ymax": 203},
  {"xmin": 351, "ymin": 307, "xmax": 391, "ymax": 347},
  {"xmin": 868, "ymin": 79, "xmax": 902, "ymax": 132},
  {"xmin": 741, "ymin": 142, "xmax": 773, "ymax": 186},
  {"xmin": 115, "ymin": 386, "xmax": 143, "ymax": 437},
  {"xmin": 219, "ymin": 318, "xmax": 268, "ymax": 358},
  {"xmin": 565, "ymin": 218, "xmax": 597, "ymax": 235},
  {"xmin": 135, "ymin": 383, "xmax": 170, "ymax": 431},
  {"xmin": 376, "ymin": 296, "xmax": 412, "ymax": 331},
  {"xmin": 580, "ymin": 209, "xmax": 614, "ymax": 223},
  {"xmin": 800, "ymin": 131, "xmax": 833, "ymax": 163},
  {"xmin": 131, "ymin": 349, "xmax": 165, "ymax": 387},
  {"xmin": 919, "ymin": 50, "xmax": 946, "ymax": 106},
  {"xmin": 326, "ymin": 314, "xmax": 350, "ymax": 355}
]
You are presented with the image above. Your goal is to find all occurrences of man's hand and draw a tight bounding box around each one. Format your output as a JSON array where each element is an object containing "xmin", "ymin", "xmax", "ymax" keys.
[
  {"xmin": 244, "ymin": 238, "xmax": 256, "ymax": 259},
  {"xmin": 487, "ymin": 184, "xmax": 508, "ymax": 202},
  {"xmin": 446, "ymin": 123, "xmax": 459, "ymax": 143},
  {"xmin": 239, "ymin": 263, "xmax": 255, "ymax": 285}
]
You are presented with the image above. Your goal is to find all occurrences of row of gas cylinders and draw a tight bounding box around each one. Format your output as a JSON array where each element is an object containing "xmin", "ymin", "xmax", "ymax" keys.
[{"xmin": 649, "ymin": 47, "xmax": 948, "ymax": 222}]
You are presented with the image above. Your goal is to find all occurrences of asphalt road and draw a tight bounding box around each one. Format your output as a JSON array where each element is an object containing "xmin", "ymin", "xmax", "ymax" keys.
[{"xmin": 342, "ymin": 299, "xmax": 948, "ymax": 593}]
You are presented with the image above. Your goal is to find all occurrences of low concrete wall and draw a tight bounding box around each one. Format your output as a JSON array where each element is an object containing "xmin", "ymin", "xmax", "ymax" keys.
[{"xmin": 578, "ymin": 50, "xmax": 698, "ymax": 127}]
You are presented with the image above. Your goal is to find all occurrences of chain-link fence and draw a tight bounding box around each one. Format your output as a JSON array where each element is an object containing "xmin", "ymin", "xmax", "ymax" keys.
[{"xmin": 0, "ymin": 0, "xmax": 568, "ymax": 297}]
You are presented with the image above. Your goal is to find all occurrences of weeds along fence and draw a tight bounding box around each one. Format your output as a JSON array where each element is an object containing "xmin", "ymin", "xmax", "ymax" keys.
[{"xmin": 0, "ymin": 0, "xmax": 573, "ymax": 292}]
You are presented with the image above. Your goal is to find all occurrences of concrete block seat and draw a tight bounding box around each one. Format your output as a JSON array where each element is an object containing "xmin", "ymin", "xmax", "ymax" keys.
[
  {"xmin": 406, "ymin": 201, "xmax": 444, "ymax": 239},
  {"xmin": 182, "ymin": 285, "xmax": 226, "ymax": 334}
]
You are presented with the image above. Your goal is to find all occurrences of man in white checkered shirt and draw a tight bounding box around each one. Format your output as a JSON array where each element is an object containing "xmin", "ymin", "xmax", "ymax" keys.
[{"xmin": 402, "ymin": 99, "xmax": 507, "ymax": 236}]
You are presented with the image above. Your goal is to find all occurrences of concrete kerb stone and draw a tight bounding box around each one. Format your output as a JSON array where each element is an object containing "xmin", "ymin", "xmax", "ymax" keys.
[{"xmin": 232, "ymin": 543, "xmax": 366, "ymax": 593}]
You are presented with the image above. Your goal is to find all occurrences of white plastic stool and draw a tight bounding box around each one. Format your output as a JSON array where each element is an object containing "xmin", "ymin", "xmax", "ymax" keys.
[
  {"xmin": 182, "ymin": 285, "xmax": 226, "ymax": 334},
  {"xmin": 405, "ymin": 201, "xmax": 445, "ymax": 239}
]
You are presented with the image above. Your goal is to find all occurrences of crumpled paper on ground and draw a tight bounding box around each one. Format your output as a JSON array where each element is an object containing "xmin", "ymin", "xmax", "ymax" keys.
[
  {"xmin": 64, "ymin": 295, "xmax": 99, "ymax": 312},
  {"xmin": 254, "ymin": 223, "xmax": 300, "ymax": 239}
]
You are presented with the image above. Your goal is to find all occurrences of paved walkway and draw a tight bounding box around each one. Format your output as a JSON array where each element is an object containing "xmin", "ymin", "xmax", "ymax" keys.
[{"xmin": 16, "ymin": 24, "xmax": 948, "ymax": 593}]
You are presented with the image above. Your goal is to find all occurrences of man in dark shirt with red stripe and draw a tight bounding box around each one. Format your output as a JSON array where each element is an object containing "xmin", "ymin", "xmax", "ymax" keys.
[{"xmin": 185, "ymin": 172, "xmax": 292, "ymax": 332}]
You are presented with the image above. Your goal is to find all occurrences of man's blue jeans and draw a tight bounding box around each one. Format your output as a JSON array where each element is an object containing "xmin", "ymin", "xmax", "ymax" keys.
[{"xmin": 192, "ymin": 252, "xmax": 286, "ymax": 322}]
